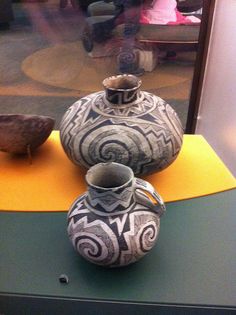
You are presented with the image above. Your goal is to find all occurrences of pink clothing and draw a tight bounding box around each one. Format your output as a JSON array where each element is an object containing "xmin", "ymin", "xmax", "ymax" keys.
[{"xmin": 140, "ymin": 0, "xmax": 201, "ymax": 25}]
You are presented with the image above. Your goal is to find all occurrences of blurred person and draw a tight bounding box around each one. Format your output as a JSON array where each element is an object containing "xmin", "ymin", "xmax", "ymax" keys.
[
  {"xmin": 0, "ymin": 0, "xmax": 14, "ymax": 30},
  {"xmin": 140, "ymin": 0, "xmax": 201, "ymax": 24}
]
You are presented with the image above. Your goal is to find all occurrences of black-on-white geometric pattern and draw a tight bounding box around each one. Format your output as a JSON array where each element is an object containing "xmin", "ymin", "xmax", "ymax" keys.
[
  {"xmin": 67, "ymin": 192, "xmax": 161, "ymax": 267},
  {"xmin": 86, "ymin": 184, "xmax": 134, "ymax": 215},
  {"xmin": 60, "ymin": 91, "xmax": 183, "ymax": 175}
]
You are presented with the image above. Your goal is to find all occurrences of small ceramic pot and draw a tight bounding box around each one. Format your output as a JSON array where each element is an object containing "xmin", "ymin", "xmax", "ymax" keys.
[{"xmin": 67, "ymin": 162, "xmax": 166, "ymax": 267}]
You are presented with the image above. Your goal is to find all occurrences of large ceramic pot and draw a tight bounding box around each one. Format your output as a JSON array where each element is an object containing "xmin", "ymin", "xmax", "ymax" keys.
[
  {"xmin": 60, "ymin": 74, "xmax": 183, "ymax": 176},
  {"xmin": 67, "ymin": 162, "xmax": 165, "ymax": 267}
]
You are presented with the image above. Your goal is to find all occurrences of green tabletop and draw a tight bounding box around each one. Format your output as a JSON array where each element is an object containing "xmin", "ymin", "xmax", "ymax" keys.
[{"xmin": 1, "ymin": 190, "xmax": 236, "ymax": 314}]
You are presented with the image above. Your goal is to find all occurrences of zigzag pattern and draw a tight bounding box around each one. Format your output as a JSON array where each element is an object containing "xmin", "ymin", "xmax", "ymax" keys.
[
  {"xmin": 68, "ymin": 214, "xmax": 120, "ymax": 265},
  {"xmin": 93, "ymin": 92, "xmax": 156, "ymax": 118},
  {"xmin": 67, "ymin": 193, "xmax": 161, "ymax": 267},
  {"xmin": 77, "ymin": 123, "xmax": 153, "ymax": 171},
  {"xmin": 97, "ymin": 102, "xmax": 152, "ymax": 118},
  {"xmin": 120, "ymin": 211, "xmax": 159, "ymax": 265},
  {"xmin": 87, "ymin": 187, "xmax": 134, "ymax": 213},
  {"xmin": 60, "ymin": 90, "xmax": 183, "ymax": 175},
  {"xmin": 108, "ymin": 214, "xmax": 128, "ymax": 236}
]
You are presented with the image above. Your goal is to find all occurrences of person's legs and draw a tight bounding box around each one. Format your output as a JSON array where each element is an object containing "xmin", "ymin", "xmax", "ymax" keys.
[{"xmin": 0, "ymin": 0, "xmax": 14, "ymax": 30}]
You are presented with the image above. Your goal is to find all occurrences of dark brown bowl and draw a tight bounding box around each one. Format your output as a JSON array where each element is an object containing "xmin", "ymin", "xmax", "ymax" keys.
[{"xmin": 0, "ymin": 114, "xmax": 55, "ymax": 154}]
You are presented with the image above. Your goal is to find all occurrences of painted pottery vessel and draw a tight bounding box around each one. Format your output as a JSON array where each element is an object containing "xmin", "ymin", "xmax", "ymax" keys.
[
  {"xmin": 67, "ymin": 162, "xmax": 165, "ymax": 267},
  {"xmin": 0, "ymin": 114, "xmax": 55, "ymax": 155},
  {"xmin": 60, "ymin": 74, "xmax": 183, "ymax": 176}
]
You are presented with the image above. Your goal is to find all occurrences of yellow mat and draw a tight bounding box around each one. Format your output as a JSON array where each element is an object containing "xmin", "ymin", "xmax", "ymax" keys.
[{"xmin": 0, "ymin": 131, "xmax": 235, "ymax": 212}]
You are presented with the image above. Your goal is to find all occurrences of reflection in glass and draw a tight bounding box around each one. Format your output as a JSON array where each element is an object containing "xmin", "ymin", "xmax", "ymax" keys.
[{"xmin": 0, "ymin": 0, "xmax": 203, "ymax": 129}]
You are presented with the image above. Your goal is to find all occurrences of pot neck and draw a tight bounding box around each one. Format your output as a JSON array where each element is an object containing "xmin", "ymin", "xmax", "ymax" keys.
[
  {"xmin": 103, "ymin": 74, "xmax": 142, "ymax": 106},
  {"xmin": 85, "ymin": 162, "xmax": 135, "ymax": 215}
]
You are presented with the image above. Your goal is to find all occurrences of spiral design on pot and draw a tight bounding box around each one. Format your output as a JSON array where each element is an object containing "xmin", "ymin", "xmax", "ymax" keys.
[
  {"xmin": 60, "ymin": 89, "xmax": 184, "ymax": 175},
  {"xmin": 138, "ymin": 221, "xmax": 158, "ymax": 253},
  {"xmin": 75, "ymin": 125, "xmax": 152, "ymax": 173},
  {"xmin": 76, "ymin": 233, "xmax": 108, "ymax": 262},
  {"xmin": 69, "ymin": 220, "xmax": 120, "ymax": 266}
]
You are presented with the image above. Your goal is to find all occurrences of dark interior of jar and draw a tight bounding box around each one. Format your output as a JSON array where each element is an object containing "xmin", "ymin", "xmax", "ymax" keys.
[
  {"xmin": 104, "ymin": 76, "xmax": 139, "ymax": 90},
  {"xmin": 87, "ymin": 163, "xmax": 132, "ymax": 188}
]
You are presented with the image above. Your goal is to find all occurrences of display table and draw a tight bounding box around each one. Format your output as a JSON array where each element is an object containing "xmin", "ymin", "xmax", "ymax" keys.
[
  {"xmin": 0, "ymin": 132, "xmax": 235, "ymax": 211},
  {"xmin": 0, "ymin": 190, "xmax": 236, "ymax": 314},
  {"xmin": 0, "ymin": 134, "xmax": 236, "ymax": 314}
]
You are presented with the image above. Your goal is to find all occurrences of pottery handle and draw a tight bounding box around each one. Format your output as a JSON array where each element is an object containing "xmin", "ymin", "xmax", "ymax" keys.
[{"xmin": 134, "ymin": 178, "xmax": 166, "ymax": 217}]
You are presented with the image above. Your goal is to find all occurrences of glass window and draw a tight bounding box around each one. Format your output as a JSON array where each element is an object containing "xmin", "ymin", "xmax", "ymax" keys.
[{"xmin": 0, "ymin": 0, "xmax": 203, "ymax": 129}]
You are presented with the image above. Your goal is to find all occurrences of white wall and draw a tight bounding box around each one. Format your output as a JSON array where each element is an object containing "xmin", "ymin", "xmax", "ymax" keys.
[{"xmin": 196, "ymin": 0, "xmax": 236, "ymax": 177}]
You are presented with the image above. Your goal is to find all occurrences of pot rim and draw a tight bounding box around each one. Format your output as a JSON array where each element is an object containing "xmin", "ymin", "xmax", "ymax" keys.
[
  {"xmin": 85, "ymin": 162, "xmax": 134, "ymax": 191},
  {"xmin": 102, "ymin": 74, "xmax": 142, "ymax": 92}
]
